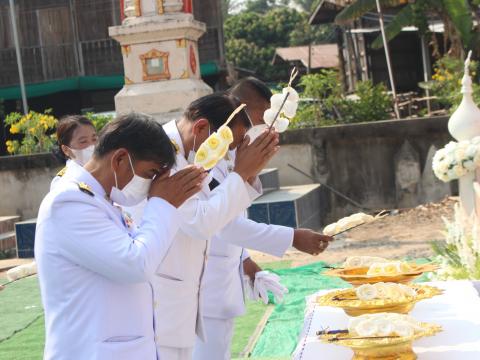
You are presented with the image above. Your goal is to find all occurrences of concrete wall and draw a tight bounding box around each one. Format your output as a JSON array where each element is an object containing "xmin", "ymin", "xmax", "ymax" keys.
[
  {"xmin": 0, "ymin": 116, "xmax": 454, "ymax": 222},
  {"xmin": 268, "ymin": 116, "xmax": 455, "ymax": 222},
  {"xmin": 0, "ymin": 154, "xmax": 62, "ymax": 220}
]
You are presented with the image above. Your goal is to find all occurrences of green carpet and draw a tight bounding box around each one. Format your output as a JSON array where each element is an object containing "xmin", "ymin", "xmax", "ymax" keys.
[
  {"xmin": 0, "ymin": 259, "xmax": 432, "ymax": 359},
  {"xmin": 0, "ymin": 276, "xmax": 43, "ymax": 342},
  {"xmin": 250, "ymin": 262, "xmax": 348, "ymax": 357},
  {"xmin": 0, "ymin": 315, "xmax": 44, "ymax": 360}
]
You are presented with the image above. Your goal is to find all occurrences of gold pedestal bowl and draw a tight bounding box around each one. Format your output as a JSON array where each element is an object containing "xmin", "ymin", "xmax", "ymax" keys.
[
  {"xmin": 319, "ymin": 322, "xmax": 442, "ymax": 360},
  {"xmin": 316, "ymin": 285, "xmax": 442, "ymax": 317},
  {"xmin": 324, "ymin": 263, "xmax": 439, "ymax": 287}
]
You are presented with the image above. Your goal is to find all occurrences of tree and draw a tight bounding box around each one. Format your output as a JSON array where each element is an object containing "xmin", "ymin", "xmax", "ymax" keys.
[
  {"xmin": 224, "ymin": 6, "xmax": 335, "ymax": 80},
  {"xmin": 335, "ymin": 0, "xmax": 477, "ymax": 57},
  {"xmin": 245, "ymin": 0, "xmax": 276, "ymax": 13},
  {"xmin": 221, "ymin": 0, "xmax": 243, "ymax": 17},
  {"xmin": 291, "ymin": 0, "xmax": 320, "ymax": 12}
]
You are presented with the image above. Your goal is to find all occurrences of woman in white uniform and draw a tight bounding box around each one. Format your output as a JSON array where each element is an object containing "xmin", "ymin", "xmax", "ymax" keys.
[{"xmin": 51, "ymin": 115, "xmax": 98, "ymax": 189}]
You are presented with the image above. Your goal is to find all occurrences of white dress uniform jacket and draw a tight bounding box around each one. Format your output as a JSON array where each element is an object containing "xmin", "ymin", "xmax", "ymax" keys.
[
  {"xmin": 126, "ymin": 120, "xmax": 262, "ymax": 352},
  {"xmin": 201, "ymin": 152, "xmax": 294, "ymax": 321},
  {"xmin": 35, "ymin": 161, "xmax": 179, "ymax": 360}
]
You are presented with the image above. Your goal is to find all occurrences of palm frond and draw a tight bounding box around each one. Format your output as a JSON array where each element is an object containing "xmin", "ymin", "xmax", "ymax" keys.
[
  {"xmin": 371, "ymin": 4, "xmax": 414, "ymax": 49},
  {"xmin": 335, "ymin": 0, "xmax": 406, "ymax": 25},
  {"xmin": 442, "ymin": 0, "xmax": 473, "ymax": 48}
]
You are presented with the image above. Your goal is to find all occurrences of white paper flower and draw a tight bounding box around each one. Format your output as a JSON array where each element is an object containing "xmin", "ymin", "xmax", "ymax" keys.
[
  {"xmin": 270, "ymin": 93, "xmax": 285, "ymax": 110},
  {"xmin": 394, "ymin": 321, "xmax": 414, "ymax": 337},
  {"xmin": 263, "ymin": 108, "xmax": 276, "ymax": 125},
  {"xmin": 274, "ymin": 117, "xmax": 290, "ymax": 133},
  {"xmin": 282, "ymin": 86, "xmax": 300, "ymax": 102},
  {"xmin": 348, "ymin": 317, "xmax": 364, "ymax": 335},
  {"xmin": 356, "ymin": 319, "xmax": 378, "ymax": 337},
  {"xmin": 367, "ymin": 263, "xmax": 385, "ymax": 276},
  {"xmin": 344, "ymin": 256, "xmax": 363, "ymax": 268},
  {"xmin": 356, "ymin": 284, "xmax": 378, "ymax": 301},
  {"xmin": 373, "ymin": 282, "xmax": 389, "ymax": 299},
  {"xmin": 375, "ymin": 319, "xmax": 395, "ymax": 336},
  {"xmin": 323, "ymin": 223, "xmax": 337, "ymax": 237},
  {"xmin": 283, "ymin": 100, "xmax": 298, "ymax": 118},
  {"xmin": 398, "ymin": 284, "xmax": 417, "ymax": 298},
  {"xmin": 385, "ymin": 283, "xmax": 405, "ymax": 300}
]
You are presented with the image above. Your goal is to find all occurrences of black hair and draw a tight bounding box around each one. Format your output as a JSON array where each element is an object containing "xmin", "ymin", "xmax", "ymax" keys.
[
  {"xmin": 95, "ymin": 112, "xmax": 176, "ymax": 169},
  {"xmin": 228, "ymin": 77, "xmax": 273, "ymax": 104},
  {"xmin": 184, "ymin": 92, "xmax": 251, "ymax": 130},
  {"xmin": 54, "ymin": 115, "xmax": 95, "ymax": 161}
]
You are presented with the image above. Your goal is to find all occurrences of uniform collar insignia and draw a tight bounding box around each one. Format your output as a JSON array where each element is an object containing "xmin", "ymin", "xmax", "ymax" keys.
[
  {"xmin": 56, "ymin": 167, "xmax": 67, "ymax": 177},
  {"xmin": 77, "ymin": 182, "xmax": 95, "ymax": 197}
]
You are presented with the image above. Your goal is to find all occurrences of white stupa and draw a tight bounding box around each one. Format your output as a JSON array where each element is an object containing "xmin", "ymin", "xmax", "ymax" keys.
[
  {"xmin": 448, "ymin": 51, "xmax": 480, "ymax": 214},
  {"xmin": 109, "ymin": 0, "xmax": 212, "ymax": 123}
]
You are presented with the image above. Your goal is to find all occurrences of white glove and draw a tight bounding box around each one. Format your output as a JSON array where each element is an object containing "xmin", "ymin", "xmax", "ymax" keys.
[{"xmin": 253, "ymin": 271, "xmax": 288, "ymax": 304}]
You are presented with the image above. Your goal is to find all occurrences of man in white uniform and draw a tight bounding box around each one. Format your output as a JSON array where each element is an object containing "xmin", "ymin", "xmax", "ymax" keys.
[
  {"xmin": 35, "ymin": 113, "xmax": 206, "ymax": 360},
  {"xmin": 193, "ymin": 78, "xmax": 332, "ymax": 360},
  {"xmin": 128, "ymin": 94, "xmax": 280, "ymax": 360}
]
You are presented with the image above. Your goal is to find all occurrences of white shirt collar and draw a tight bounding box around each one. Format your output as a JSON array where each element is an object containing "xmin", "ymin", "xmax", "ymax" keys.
[{"xmin": 163, "ymin": 119, "xmax": 186, "ymax": 158}]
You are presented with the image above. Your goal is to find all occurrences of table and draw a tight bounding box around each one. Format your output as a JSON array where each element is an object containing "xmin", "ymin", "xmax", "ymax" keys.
[{"xmin": 293, "ymin": 281, "xmax": 480, "ymax": 359}]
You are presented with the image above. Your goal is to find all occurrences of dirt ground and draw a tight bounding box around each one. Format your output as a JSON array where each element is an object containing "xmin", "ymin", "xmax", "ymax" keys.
[
  {"xmin": 1, "ymin": 197, "xmax": 457, "ymax": 277},
  {"xmin": 250, "ymin": 197, "xmax": 457, "ymax": 267}
]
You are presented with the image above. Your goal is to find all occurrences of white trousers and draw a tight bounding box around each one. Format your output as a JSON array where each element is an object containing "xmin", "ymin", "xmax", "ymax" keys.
[
  {"xmin": 157, "ymin": 345, "xmax": 193, "ymax": 360},
  {"xmin": 192, "ymin": 317, "xmax": 234, "ymax": 360}
]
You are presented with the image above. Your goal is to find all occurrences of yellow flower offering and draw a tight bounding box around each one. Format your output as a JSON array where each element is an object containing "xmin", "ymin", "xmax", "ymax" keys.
[
  {"xmin": 195, "ymin": 147, "xmax": 209, "ymax": 163},
  {"xmin": 194, "ymin": 104, "xmax": 246, "ymax": 170},
  {"xmin": 206, "ymin": 133, "xmax": 221, "ymax": 150},
  {"xmin": 218, "ymin": 126, "xmax": 233, "ymax": 143}
]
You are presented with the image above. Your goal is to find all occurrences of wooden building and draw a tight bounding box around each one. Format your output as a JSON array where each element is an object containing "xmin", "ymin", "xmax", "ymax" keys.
[
  {"xmin": 0, "ymin": 0, "xmax": 225, "ymax": 115},
  {"xmin": 309, "ymin": 0, "xmax": 434, "ymax": 93}
]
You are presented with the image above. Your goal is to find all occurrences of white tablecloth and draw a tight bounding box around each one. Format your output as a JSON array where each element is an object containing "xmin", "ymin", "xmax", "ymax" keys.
[{"xmin": 293, "ymin": 281, "xmax": 480, "ymax": 359}]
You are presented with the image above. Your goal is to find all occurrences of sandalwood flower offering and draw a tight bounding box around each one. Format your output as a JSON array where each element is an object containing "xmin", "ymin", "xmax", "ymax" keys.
[
  {"xmin": 324, "ymin": 257, "xmax": 439, "ymax": 287},
  {"xmin": 194, "ymin": 104, "xmax": 246, "ymax": 170},
  {"xmin": 316, "ymin": 284, "xmax": 442, "ymax": 317},
  {"xmin": 317, "ymin": 313, "xmax": 442, "ymax": 360},
  {"xmin": 322, "ymin": 212, "xmax": 377, "ymax": 237}
]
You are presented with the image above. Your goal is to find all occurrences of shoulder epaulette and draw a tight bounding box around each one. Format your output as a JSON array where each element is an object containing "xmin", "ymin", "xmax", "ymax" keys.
[
  {"xmin": 77, "ymin": 182, "xmax": 94, "ymax": 197},
  {"xmin": 56, "ymin": 167, "xmax": 67, "ymax": 177}
]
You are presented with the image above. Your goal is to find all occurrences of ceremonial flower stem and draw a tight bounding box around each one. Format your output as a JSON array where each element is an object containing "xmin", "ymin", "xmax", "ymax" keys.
[
  {"xmin": 268, "ymin": 92, "xmax": 290, "ymax": 131},
  {"xmin": 224, "ymin": 103, "xmax": 247, "ymax": 127}
]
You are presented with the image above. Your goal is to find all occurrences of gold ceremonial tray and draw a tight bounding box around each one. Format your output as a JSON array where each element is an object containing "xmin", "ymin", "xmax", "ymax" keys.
[
  {"xmin": 324, "ymin": 263, "xmax": 439, "ymax": 287},
  {"xmin": 315, "ymin": 285, "xmax": 442, "ymax": 316},
  {"xmin": 318, "ymin": 322, "xmax": 442, "ymax": 360}
]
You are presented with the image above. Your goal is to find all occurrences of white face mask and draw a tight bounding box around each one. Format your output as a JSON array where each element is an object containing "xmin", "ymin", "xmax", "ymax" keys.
[
  {"xmin": 70, "ymin": 145, "xmax": 95, "ymax": 166},
  {"xmin": 110, "ymin": 154, "xmax": 152, "ymax": 206}
]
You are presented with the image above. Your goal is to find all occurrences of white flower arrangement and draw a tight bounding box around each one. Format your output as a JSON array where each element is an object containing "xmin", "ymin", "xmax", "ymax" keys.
[
  {"xmin": 432, "ymin": 136, "xmax": 480, "ymax": 182},
  {"xmin": 356, "ymin": 282, "xmax": 416, "ymax": 301},
  {"xmin": 263, "ymin": 68, "xmax": 299, "ymax": 133},
  {"xmin": 348, "ymin": 313, "xmax": 423, "ymax": 338},
  {"xmin": 430, "ymin": 202, "xmax": 480, "ymax": 280}
]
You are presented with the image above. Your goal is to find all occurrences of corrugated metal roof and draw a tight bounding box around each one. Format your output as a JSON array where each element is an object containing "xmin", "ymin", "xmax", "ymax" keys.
[{"xmin": 273, "ymin": 44, "xmax": 339, "ymax": 69}]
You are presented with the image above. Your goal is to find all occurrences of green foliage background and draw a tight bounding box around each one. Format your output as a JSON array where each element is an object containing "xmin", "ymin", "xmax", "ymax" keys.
[{"xmin": 224, "ymin": 1, "xmax": 334, "ymax": 81}]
